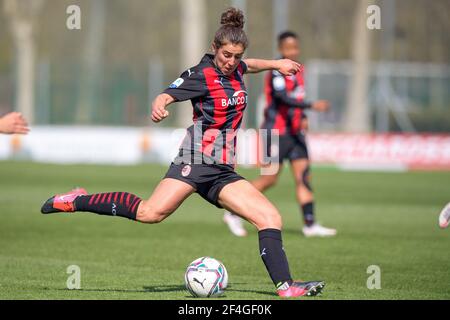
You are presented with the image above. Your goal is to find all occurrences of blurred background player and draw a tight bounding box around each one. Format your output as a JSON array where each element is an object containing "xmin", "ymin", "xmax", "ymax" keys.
[
  {"xmin": 223, "ymin": 31, "xmax": 337, "ymax": 238},
  {"xmin": 0, "ymin": 112, "xmax": 29, "ymax": 135},
  {"xmin": 40, "ymin": 8, "xmax": 325, "ymax": 298}
]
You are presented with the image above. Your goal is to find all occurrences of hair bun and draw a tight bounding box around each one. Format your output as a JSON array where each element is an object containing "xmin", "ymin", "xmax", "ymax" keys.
[{"xmin": 220, "ymin": 7, "xmax": 245, "ymax": 29}]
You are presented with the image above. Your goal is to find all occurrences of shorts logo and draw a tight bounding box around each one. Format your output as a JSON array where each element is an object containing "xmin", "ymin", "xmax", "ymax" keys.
[{"xmin": 181, "ymin": 165, "xmax": 191, "ymax": 177}]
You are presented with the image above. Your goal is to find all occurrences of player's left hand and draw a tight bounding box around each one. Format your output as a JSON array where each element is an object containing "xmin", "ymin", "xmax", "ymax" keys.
[{"xmin": 277, "ymin": 59, "xmax": 301, "ymax": 76}]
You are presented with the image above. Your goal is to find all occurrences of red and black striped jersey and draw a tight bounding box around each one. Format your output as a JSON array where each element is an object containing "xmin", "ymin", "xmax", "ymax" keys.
[
  {"xmin": 163, "ymin": 54, "xmax": 248, "ymax": 166},
  {"xmin": 261, "ymin": 64, "xmax": 311, "ymax": 135}
]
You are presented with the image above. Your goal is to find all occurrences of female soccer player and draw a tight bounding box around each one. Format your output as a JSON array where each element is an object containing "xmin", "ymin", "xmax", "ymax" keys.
[
  {"xmin": 41, "ymin": 8, "xmax": 325, "ymax": 298},
  {"xmin": 223, "ymin": 31, "xmax": 337, "ymax": 237}
]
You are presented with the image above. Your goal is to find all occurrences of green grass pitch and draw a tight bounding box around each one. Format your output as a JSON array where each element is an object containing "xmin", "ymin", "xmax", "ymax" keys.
[{"xmin": 0, "ymin": 161, "xmax": 449, "ymax": 299}]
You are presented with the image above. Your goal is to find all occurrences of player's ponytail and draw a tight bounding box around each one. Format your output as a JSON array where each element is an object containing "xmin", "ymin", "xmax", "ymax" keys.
[{"xmin": 214, "ymin": 7, "xmax": 248, "ymax": 49}]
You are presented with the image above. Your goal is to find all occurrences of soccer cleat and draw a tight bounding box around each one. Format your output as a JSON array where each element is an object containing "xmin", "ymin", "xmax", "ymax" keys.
[
  {"xmin": 439, "ymin": 202, "xmax": 450, "ymax": 229},
  {"xmin": 41, "ymin": 188, "xmax": 87, "ymax": 214},
  {"xmin": 277, "ymin": 280, "xmax": 326, "ymax": 298},
  {"xmin": 223, "ymin": 211, "xmax": 247, "ymax": 237},
  {"xmin": 302, "ymin": 223, "xmax": 337, "ymax": 237}
]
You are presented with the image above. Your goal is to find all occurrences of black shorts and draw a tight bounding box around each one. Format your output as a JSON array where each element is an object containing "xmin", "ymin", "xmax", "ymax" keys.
[
  {"xmin": 263, "ymin": 133, "xmax": 309, "ymax": 163},
  {"xmin": 163, "ymin": 163, "xmax": 245, "ymax": 208}
]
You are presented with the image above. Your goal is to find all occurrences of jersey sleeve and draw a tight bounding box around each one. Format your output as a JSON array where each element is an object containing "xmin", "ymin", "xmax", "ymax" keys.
[
  {"xmin": 163, "ymin": 68, "xmax": 206, "ymax": 102},
  {"xmin": 238, "ymin": 60, "xmax": 248, "ymax": 74},
  {"xmin": 271, "ymin": 71, "xmax": 312, "ymax": 109}
]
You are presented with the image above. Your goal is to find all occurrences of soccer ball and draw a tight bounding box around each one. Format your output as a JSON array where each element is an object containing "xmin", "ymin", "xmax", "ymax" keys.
[{"xmin": 184, "ymin": 257, "xmax": 228, "ymax": 298}]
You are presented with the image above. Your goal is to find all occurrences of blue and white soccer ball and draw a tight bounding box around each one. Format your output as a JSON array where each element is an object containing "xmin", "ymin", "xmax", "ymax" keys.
[{"xmin": 184, "ymin": 257, "xmax": 228, "ymax": 298}]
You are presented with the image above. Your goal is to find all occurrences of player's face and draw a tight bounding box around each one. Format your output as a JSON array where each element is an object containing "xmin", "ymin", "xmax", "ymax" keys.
[
  {"xmin": 279, "ymin": 37, "xmax": 300, "ymax": 61},
  {"xmin": 213, "ymin": 42, "xmax": 245, "ymax": 76}
]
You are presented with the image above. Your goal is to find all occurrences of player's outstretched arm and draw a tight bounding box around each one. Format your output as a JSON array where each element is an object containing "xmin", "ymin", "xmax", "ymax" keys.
[
  {"xmin": 243, "ymin": 58, "xmax": 301, "ymax": 76},
  {"xmin": 311, "ymin": 100, "xmax": 330, "ymax": 112},
  {"xmin": 0, "ymin": 112, "xmax": 30, "ymax": 134},
  {"xmin": 151, "ymin": 93, "xmax": 176, "ymax": 123},
  {"xmin": 273, "ymin": 92, "xmax": 330, "ymax": 112}
]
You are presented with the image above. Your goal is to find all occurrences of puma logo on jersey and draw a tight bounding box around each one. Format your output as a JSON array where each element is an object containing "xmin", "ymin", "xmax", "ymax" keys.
[{"xmin": 214, "ymin": 78, "xmax": 224, "ymax": 87}]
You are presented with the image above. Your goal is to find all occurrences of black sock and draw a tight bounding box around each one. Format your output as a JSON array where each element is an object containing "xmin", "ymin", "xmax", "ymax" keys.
[
  {"xmin": 258, "ymin": 229, "xmax": 293, "ymax": 288},
  {"xmin": 74, "ymin": 192, "xmax": 141, "ymax": 220},
  {"xmin": 301, "ymin": 202, "xmax": 315, "ymax": 227}
]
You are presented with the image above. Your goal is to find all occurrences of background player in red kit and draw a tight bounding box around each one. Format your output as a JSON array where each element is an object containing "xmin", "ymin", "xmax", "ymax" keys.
[
  {"xmin": 224, "ymin": 31, "xmax": 337, "ymax": 238},
  {"xmin": 40, "ymin": 9, "xmax": 326, "ymax": 298}
]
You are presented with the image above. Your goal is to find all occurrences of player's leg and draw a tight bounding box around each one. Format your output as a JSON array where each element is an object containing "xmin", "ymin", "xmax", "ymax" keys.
[
  {"xmin": 290, "ymin": 158, "xmax": 315, "ymax": 224},
  {"xmin": 223, "ymin": 164, "xmax": 282, "ymax": 237},
  {"xmin": 252, "ymin": 133, "xmax": 288, "ymax": 193},
  {"xmin": 251, "ymin": 163, "xmax": 282, "ymax": 192},
  {"xmin": 223, "ymin": 130, "xmax": 285, "ymax": 237},
  {"xmin": 290, "ymin": 158, "xmax": 336, "ymax": 237},
  {"xmin": 219, "ymin": 179, "xmax": 282, "ymax": 230},
  {"xmin": 136, "ymin": 178, "xmax": 195, "ymax": 223},
  {"xmin": 218, "ymin": 180, "xmax": 325, "ymax": 297},
  {"xmin": 41, "ymin": 178, "xmax": 195, "ymax": 224}
]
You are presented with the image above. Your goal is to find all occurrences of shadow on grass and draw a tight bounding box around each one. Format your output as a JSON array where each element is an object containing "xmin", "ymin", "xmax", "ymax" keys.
[
  {"xmin": 225, "ymin": 288, "xmax": 277, "ymax": 297},
  {"xmin": 44, "ymin": 283, "xmax": 277, "ymax": 297},
  {"xmin": 144, "ymin": 283, "xmax": 277, "ymax": 298},
  {"xmin": 280, "ymin": 228, "xmax": 303, "ymax": 236},
  {"xmin": 146, "ymin": 284, "xmax": 277, "ymax": 297},
  {"xmin": 45, "ymin": 285, "xmax": 185, "ymax": 294}
]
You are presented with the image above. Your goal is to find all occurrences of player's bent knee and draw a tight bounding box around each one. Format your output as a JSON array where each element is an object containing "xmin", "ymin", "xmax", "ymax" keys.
[
  {"xmin": 298, "ymin": 165, "xmax": 313, "ymax": 191},
  {"xmin": 137, "ymin": 204, "xmax": 174, "ymax": 224},
  {"xmin": 256, "ymin": 209, "xmax": 282, "ymax": 230},
  {"xmin": 270, "ymin": 211, "xmax": 283, "ymax": 229}
]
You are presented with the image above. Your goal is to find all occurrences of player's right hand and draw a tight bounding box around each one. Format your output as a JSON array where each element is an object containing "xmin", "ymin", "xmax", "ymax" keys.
[
  {"xmin": 0, "ymin": 112, "xmax": 30, "ymax": 134},
  {"xmin": 312, "ymin": 100, "xmax": 330, "ymax": 112},
  {"xmin": 151, "ymin": 104, "xmax": 169, "ymax": 123}
]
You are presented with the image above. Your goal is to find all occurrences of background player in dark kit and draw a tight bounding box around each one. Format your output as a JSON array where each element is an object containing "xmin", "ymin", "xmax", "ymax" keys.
[{"xmin": 224, "ymin": 31, "xmax": 337, "ymax": 238}]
